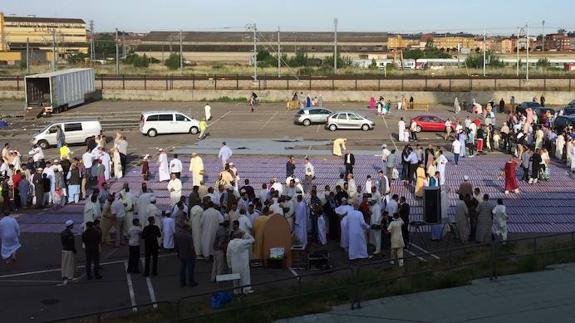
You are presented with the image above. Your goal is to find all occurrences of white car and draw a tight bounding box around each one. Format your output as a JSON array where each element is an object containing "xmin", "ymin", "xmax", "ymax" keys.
[
  {"xmin": 326, "ymin": 111, "xmax": 375, "ymax": 131},
  {"xmin": 32, "ymin": 120, "xmax": 102, "ymax": 149},
  {"xmin": 140, "ymin": 111, "xmax": 200, "ymax": 137}
]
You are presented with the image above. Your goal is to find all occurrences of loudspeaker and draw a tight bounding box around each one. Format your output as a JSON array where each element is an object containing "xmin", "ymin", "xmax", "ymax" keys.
[{"xmin": 423, "ymin": 186, "xmax": 441, "ymax": 224}]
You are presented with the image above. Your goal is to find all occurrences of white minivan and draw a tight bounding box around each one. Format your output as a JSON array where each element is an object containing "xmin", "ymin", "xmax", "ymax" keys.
[
  {"xmin": 32, "ymin": 120, "xmax": 102, "ymax": 149},
  {"xmin": 139, "ymin": 111, "xmax": 200, "ymax": 137}
]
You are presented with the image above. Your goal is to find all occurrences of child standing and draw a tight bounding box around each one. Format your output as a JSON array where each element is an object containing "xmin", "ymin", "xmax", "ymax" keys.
[{"xmin": 141, "ymin": 155, "xmax": 150, "ymax": 181}]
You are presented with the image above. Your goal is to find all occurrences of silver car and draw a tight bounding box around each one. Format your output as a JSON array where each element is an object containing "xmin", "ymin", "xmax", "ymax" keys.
[
  {"xmin": 293, "ymin": 108, "xmax": 333, "ymax": 126},
  {"xmin": 326, "ymin": 111, "xmax": 375, "ymax": 131}
]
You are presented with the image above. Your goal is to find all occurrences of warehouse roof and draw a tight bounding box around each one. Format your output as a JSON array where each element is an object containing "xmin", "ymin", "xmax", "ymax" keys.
[{"xmin": 4, "ymin": 16, "xmax": 85, "ymax": 24}]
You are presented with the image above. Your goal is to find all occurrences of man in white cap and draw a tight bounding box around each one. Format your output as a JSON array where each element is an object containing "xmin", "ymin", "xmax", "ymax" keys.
[
  {"xmin": 60, "ymin": 220, "xmax": 77, "ymax": 284},
  {"xmin": 457, "ymin": 175, "xmax": 473, "ymax": 198},
  {"xmin": 145, "ymin": 196, "xmax": 163, "ymax": 232},
  {"xmin": 167, "ymin": 173, "xmax": 182, "ymax": 206},
  {"xmin": 218, "ymin": 142, "xmax": 232, "ymax": 169},
  {"xmin": 169, "ymin": 154, "xmax": 183, "ymax": 179}
]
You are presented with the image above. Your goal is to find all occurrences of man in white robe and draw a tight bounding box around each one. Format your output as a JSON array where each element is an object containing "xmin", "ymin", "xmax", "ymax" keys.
[
  {"xmin": 293, "ymin": 195, "xmax": 308, "ymax": 247},
  {"xmin": 347, "ymin": 210, "xmax": 370, "ymax": 260},
  {"xmin": 161, "ymin": 214, "xmax": 176, "ymax": 250},
  {"xmin": 227, "ymin": 231, "xmax": 255, "ymax": 294},
  {"xmin": 238, "ymin": 211, "xmax": 253, "ymax": 235},
  {"xmin": 398, "ymin": 118, "xmax": 407, "ymax": 142},
  {"xmin": 0, "ymin": 214, "xmax": 21, "ymax": 263},
  {"xmin": 100, "ymin": 149, "xmax": 111, "ymax": 181},
  {"xmin": 436, "ymin": 150, "xmax": 448, "ymax": 185},
  {"xmin": 169, "ymin": 154, "xmax": 183, "ymax": 179},
  {"xmin": 369, "ymin": 199, "xmax": 382, "ymax": 255},
  {"xmin": 167, "ymin": 173, "xmax": 182, "ymax": 206},
  {"xmin": 317, "ymin": 213, "xmax": 327, "ymax": 245},
  {"xmin": 204, "ymin": 103, "xmax": 212, "ymax": 121},
  {"xmin": 189, "ymin": 153, "xmax": 204, "ymax": 186},
  {"xmin": 387, "ymin": 214, "xmax": 405, "ymax": 266},
  {"xmin": 218, "ymin": 142, "xmax": 233, "ymax": 169},
  {"xmin": 190, "ymin": 202, "xmax": 204, "ymax": 256},
  {"xmin": 335, "ymin": 199, "xmax": 354, "ymax": 250},
  {"xmin": 158, "ymin": 150, "xmax": 170, "ymax": 182},
  {"xmin": 201, "ymin": 201, "xmax": 224, "ymax": 258},
  {"xmin": 145, "ymin": 197, "xmax": 163, "ymax": 233},
  {"xmin": 136, "ymin": 185, "xmax": 155, "ymax": 224},
  {"xmin": 83, "ymin": 194, "xmax": 101, "ymax": 230}
]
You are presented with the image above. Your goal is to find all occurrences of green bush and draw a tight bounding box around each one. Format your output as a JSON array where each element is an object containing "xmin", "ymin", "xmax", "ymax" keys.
[
  {"xmin": 165, "ymin": 53, "xmax": 181, "ymax": 70},
  {"xmin": 465, "ymin": 51, "xmax": 505, "ymax": 69}
]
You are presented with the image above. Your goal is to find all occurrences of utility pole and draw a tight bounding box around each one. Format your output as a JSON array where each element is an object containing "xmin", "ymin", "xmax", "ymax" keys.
[
  {"xmin": 516, "ymin": 27, "xmax": 520, "ymax": 77},
  {"xmin": 51, "ymin": 29, "xmax": 56, "ymax": 71},
  {"xmin": 246, "ymin": 24, "xmax": 257, "ymax": 81},
  {"xmin": 541, "ymin": 20, "xmax": 545, "ymax": 52},
  {"xmin": 26, "ymin": 37, "xmax": 30, "ymax": 74},
  {"xmin": 526, "ymin": 24, "xmax": 529, "ymax": 81},
  {"xmin": 115, "ymin": 28, "xmax": 119, "ymax": 76},
  {"xmin": 179, "ymin": 30, "xmax": 183, "ymax": 76},
  {"xmin": 89, "ymin": 20, "xmax": 95, "ymax": 61},
  {"xmin": 277, "ymin": 26, "xmax": 281, "ymax": 77},
  {"xmin": 334, "ymin": 18, "xmax": 338, "ymax": 73},
  {"xmin": 483, "ymin": 28, "xmax": 486, "ymax": 76}
]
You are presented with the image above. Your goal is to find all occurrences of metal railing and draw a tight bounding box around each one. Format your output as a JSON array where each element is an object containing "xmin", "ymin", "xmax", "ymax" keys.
[
  {"xmin": 44, "ymin": 231, "xmax": 575, "ymax": 323},
  {"xmin": 1, "ymin": 74, "xmax": 573, "ymax": 92}
]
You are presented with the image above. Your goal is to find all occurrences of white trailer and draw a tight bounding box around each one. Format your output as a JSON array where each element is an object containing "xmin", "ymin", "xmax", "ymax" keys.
[{"xmin": 25, "ymin": 68, "xmax": 98, "ymax": 117}]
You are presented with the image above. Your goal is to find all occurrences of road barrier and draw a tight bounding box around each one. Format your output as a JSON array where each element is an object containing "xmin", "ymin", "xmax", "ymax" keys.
[{"xmin": 1, "ymin": 74, "xmax": 574, "ymax": 92}]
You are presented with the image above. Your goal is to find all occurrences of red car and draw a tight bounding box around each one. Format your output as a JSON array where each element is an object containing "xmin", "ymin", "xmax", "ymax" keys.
[{"xmin": 410, "ymin": 115, "xmax": 455, "ymax": 132}]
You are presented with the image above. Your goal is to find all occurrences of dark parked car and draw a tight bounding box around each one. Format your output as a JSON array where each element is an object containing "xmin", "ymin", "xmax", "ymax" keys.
[
  {"xmin": 553, "ymin": 115, "xmax": 575, "ymax": 133},
  {"xmin": 515, "ymin": 102, "xmax": 555, "ymax": 120},
  {"xmin": 558, "ymin": 107, "xmax": 575, "ymax": 116}
]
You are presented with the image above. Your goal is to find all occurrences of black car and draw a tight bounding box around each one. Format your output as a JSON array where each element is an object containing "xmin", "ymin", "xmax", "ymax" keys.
[
  {"xmin": 558, "ymin": 107, "xmax": 575, "ymax": 116},
  {"xmin": 516, "ymin": 102, "xmax": 555, "ymax": 119},
  {"xmin": 553, "ymin": 115, "xmax": 575, "ymax": 133}
]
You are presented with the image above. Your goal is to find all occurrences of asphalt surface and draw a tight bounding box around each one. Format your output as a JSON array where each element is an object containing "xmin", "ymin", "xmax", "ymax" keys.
[{"xmin": 0, "ymin": 99, "xmax": 570, "ymax": 322}]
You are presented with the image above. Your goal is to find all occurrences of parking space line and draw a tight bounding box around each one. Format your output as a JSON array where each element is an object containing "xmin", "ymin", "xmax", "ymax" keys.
[
  {"xmin": 208, "ymin": 111, "xmax": 231, "ymax": 127},
  {"xmin": 382, "ymin": 117, "xmax": 398, "ymax": 150},
  {"xmin": 410, "ymin": 243, "xmax": 440, "ymax": 260},
  {"xmin": 315, "ymin": 124, "xmax": 320, "ymax": 133},
  {"xmin": 288, "ymin": 267, "xmax": 299, "ymax": 277},
  {"xmin": 141, "ymin": 259, "xmax": 158, "ymax": 309},
  {"xmin": 0, "ymin": 253, "xmax": 177, "ymax": 279},
  {"xmin": 123, "ymin": 261, "xmax": 138, "ymax": 312},
  {"xmin": 0, "ymin": 279, "xmax": 63, "ymax": 283},
  {"xmin": 260, "ymin": 111, "xmax": 279, "ymax": 129},
  {"xmin": 405, "ymin": 249, "xmax": 427, "ymax": 262}
]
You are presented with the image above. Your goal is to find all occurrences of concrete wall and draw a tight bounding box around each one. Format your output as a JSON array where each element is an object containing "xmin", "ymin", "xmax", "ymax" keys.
[{"xmin": 1, "ymin": 89, "xmax": 573, "ymax": 105}]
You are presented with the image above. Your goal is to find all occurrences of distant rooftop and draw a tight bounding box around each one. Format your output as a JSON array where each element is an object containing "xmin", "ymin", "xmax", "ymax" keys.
[
  {"xmin": 3, "ymin": 15, "xmax": 85, "ymax": 24},
  {"xmin": 142, "ymin": 31, "xmax": 389, "ymax": 43}
]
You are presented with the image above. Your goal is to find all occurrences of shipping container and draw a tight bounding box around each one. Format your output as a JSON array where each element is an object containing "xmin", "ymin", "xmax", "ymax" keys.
[{"xmin": 24, "ymin": 68, "xmax": 98, "ymax": 117}]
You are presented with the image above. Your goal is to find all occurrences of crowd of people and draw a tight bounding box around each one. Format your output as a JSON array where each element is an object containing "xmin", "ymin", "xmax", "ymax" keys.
[{"xmin": 0, "ymin": 94, "xmax": 574, "ymax": 293}]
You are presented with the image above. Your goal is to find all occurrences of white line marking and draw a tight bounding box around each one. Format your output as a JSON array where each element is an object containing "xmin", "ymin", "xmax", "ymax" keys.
[
  {"xmin": 141, "ymin": 258, "xmax": 158, "ymax": 309},
  {"xmin": 0, "ymin": 253, "xmax": 177, "ymax": 279},
  {"xmin": 288, "ymin": 267, "xmax": 299, "ymax": 277},
  {"xmin": 208, "ymin": 111, "xmax": 231, "ymax": 127},
  {"xmin": 260, "ymin": 111, "xmax": 279, "ymax": 129},
  {"xmin": 315, "ymin": 124, "xmax": 320, "ymax": 133},
  {"xmin": 405, "ymin": 249, "xmax": 427, "ymax": 262},
  {"xmin": 410, "ymin": 243, "xmax": 440, "ymax": 260},
  {"xmin": 124, "ymin": 261, "xmax": 138, "ymax": 312}
]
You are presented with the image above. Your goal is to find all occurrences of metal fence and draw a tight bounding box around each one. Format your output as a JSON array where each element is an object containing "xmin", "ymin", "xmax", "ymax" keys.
[
  {"xmin": 1, "ymin": 74, "xmax": 575, "ymax": 92},
  {"xmin": 44, "ymin": 231, "xmax": 575, "ymax": 323}
]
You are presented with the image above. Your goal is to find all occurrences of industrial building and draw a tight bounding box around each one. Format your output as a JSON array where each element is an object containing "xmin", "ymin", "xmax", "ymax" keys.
[
  {"xmin": 0, "ymin": 12, "xmax": 87, "ymax": 64},
  {"xmin": 136, "ymin": 31, "xmax": 388, "ymax": 64}
]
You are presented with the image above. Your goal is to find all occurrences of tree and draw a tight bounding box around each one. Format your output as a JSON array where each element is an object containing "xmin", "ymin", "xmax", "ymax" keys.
[
  {"xmin": 465, "ymin": 51, "xmax": 504, "ymax": 68},
  {"xmin": 93, "ymin": 33, "xmax": 116, "ymax": 59},
  {"xmin": 165, "ymin": 53, "xmax": 181, "ymax": 70},
  {"xmin": 369, "ymin": 58, "xmax": 378, "ymax": 69},
  {"xmin": 67, "ymin": 52, "xmax": 88, "ymax": 64}
]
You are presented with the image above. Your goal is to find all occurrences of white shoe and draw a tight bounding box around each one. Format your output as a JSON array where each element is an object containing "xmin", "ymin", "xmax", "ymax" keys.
[{"xmin": 505, "ymin": 190, "xmax": 509, "ymax": 194}]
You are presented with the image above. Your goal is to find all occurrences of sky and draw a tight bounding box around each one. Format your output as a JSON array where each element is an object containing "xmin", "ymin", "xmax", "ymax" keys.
[{"xmin": 2, "ymin": 0, "xmax": 574, "ymax": 34}]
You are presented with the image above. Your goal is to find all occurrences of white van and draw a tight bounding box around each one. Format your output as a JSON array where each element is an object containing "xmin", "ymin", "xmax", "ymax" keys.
[
  {"xmin": 139, "ymin": 111, "xmax": 200, "ymax": 137},
  {"xmin": 32, "ymin": 120, "xmax": 102, "ymax": 149}
]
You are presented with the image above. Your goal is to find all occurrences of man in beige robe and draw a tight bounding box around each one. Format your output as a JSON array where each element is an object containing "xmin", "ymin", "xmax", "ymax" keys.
[{"xmin": 189, "ymin": 153, "xmax": 204, "ymax": 187}]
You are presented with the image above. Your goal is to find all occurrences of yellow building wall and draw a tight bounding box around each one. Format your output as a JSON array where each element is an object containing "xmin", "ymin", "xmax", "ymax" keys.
[{"xmin": 0, "ymin": 51, "xmax": 21, "ymax": 61}]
